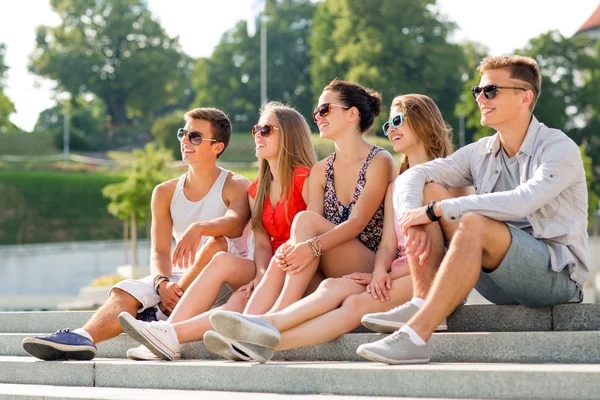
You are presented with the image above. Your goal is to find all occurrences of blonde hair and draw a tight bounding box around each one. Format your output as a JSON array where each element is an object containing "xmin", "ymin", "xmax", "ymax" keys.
[
  {"xmin": 251, "ymin": 102, "xmax": 317, "ymax": 230},
  {"xmin": 390, "ymin": 94, "xmax": 453, "ymax": 174},
  {"xmin": 477, "ymin": 55, "xmax": 541, "ymax": 111}
]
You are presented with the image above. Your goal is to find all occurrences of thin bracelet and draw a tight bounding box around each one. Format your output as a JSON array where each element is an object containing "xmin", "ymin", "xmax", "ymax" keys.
[
  {"xmin": 312, "ymin": 236, "xmax": 323, "ymax": 256},
  {"xmin": 307, "ymin": 238, "xmax": 319, "ymax": 258}
]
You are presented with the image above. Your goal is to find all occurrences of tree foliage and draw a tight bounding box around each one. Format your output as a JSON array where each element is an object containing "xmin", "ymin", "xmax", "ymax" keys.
[
  {"xmin": 29, "ymin": 0, "xmax": 193, "ymax": 134},
  {"xmin": 310, "ymin": 0, "xmax": 468, "ymax": 132},
  {"xmin": 192, "ymin": 0, "xmax": 316, "ymax": 132},
  {"xmin": 0, "ymin": 43, "xmax": 17, "ymax": 135},
  {"xmin": 151, "ymin": 109, "xmax": 185, "ymax": 159}
]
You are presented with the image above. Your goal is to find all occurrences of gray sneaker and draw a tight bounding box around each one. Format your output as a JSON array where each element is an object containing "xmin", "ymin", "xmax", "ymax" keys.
[
  {"xmin": 204, "ymin": 330, "xmax": 274, "ymax": 363},
  {"xmin": 210, "ymin": 311, "xmax": 280, "ymax": 348},
  {"xmin": 356, "ymin": 331, "xmax": 430, "ymax": 364},
  {"xmin": 361, "ymin": 302, "xmax": 447, "ymax": 333}
]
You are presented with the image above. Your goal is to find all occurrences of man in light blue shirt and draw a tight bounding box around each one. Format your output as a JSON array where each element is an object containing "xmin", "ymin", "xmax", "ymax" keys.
[{"xmin": 357, "ymin": 55, "xmax": 588, "ymax": 365}]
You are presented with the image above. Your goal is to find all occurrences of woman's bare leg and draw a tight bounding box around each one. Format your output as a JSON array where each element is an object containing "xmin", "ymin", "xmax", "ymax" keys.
[
  {"xmin": 169, "ymin": 252, "xmax": 255, "ymax": 323},
  {"xmin": 275, "ymin": 275, "xmax": 413, "ymax": 350},
  {"xmin": 244, "ymin": 256, "xmax": 287, "ymax": 315},
  {"xmin": 172, "ymin": 291, "xmax": 249, "ymax": 343},
  {"xmin": 269, "ymin": 211, "xmax": 375, "ymax": 313},
  {"xmin": 262, "ymin": 278, "xmax": 365, "ymax": 332}
]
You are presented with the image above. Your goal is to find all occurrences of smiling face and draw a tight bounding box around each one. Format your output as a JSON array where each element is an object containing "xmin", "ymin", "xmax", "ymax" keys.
[
  {"xmin": 254, "ymin": 113, "xmax": 281, "ymax": 161},
  {"xmin": 476, "ymin": 68, "xmax": 532, "ymax": 130},
  {"xmin": 386, "ymin": 106, "xmax": 421, "ymax": 155},
  {"xmin": 314, "ymin": 90, "xmax": 350, "ymax": 140},
  {"xmin": 180, "ymin": 118, "xmax": 220, "ymax": 163}
]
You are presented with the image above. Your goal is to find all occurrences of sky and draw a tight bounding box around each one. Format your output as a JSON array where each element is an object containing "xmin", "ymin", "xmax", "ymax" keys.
[{"xmin": 0, "ymin": 0, "xmax": 598, "ymax": 132}]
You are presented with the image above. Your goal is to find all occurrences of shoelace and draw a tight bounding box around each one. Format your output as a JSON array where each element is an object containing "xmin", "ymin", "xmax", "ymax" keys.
[{"xmin": 382, "ymin": 331, "xmax": 407, "ymax": 344}]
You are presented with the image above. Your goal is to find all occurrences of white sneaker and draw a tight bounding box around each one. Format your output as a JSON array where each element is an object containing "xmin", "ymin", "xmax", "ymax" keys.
[
  {"xmin": 118, "ymin": 312, "xmax": 181, "ymax": 361},
  {"xmin": 127, "ymin": 344, "xmax": 181, "ymax": 361}
]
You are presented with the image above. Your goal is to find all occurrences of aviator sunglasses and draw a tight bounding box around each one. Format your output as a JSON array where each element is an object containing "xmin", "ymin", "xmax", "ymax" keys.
[
  {"xmin": 382, "ymin": 112, "xmax": 405, "ymax": 136},
  {"xmin": 177, "ymin": 128, "xmax": 218, "ymax": 146},
  {"xmin": 312, "ymin": 103, "xmax": 350, "ymax": 122},
  {"xmin": 251, "ymin": 124, "xmax": 280, "ymax": 138},
  {"xmin": 471, "ymin": 85, "xmax": 527, "ymax": 100}
]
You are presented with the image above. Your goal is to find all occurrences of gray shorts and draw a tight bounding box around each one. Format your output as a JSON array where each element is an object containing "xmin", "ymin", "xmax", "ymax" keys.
[{"xmin": 475, "ymin": 224, "xmax": 580, "ymax": 308}]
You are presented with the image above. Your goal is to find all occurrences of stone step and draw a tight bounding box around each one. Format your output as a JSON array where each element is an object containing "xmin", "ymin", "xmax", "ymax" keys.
[
  {"xmin": 0, "ymin": 356, "xmax": 599, "ymax": 399},
  {"xmin": 3, "ymin": 331, "xmax": 600, "ymax": 363},
  {"xmin": 2, "ymin": 304, "xmax": 600, "ymax": 334},
  {"xmin": 0, "ymin": 384, "xmax": 407, "ymax": 400}
]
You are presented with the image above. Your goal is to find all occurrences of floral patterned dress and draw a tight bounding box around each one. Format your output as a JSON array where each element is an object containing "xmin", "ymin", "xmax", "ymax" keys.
[{"xmin": 323, "ymin": 146, "xmax": 385, "ymax": 253}]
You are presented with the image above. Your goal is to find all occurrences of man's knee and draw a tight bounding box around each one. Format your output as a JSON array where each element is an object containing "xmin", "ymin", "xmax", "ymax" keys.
[
  {"xmin": 423, "ymin": 182, "xmax": 452, "ymax": 204},
  {"xmin": 457, "ymin": 212, "xmax": 487, "ymax": 235},
  {"xmin": 109, "ymin": 287, "xmax": 139, "ymax": 307},
  {"xmin": 203, "ymin": 236, "xmax": 228, "ymax": 252}
]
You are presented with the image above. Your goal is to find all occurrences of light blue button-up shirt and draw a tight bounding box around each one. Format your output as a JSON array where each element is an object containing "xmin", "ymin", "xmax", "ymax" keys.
[{"xmin": 393, "ymin": 116, "xmax": 589, "ymax": 289}]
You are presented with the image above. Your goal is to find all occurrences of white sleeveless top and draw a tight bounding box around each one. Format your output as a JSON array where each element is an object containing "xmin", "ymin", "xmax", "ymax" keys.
[{"xmin": 169, "ymin": 168, "xmax": 250, "ymax": 258}]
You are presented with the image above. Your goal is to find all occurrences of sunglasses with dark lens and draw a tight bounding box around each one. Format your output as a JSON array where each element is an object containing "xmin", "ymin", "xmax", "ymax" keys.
[
  {"xmin": 251, "ymin": 124, "xmax": 280, "ymax": 138},
  {"xmin": 177, "ymin": 128, "xmax": 218, "ymax": 146},
  {"xmin": 471, "ymin": 85, "xmax": 527, "ymax": 100},
  {"xmin": 382, "ymin": 113, "xmax": 405, "ymax": 136},
  {"xmin": 312, "ymin": 103, "xmax": 350, "ymax": 122}
]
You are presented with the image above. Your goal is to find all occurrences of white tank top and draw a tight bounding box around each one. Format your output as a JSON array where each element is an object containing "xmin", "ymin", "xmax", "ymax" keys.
[{"xmin": 169, "ymin": 169, "xmax": 250, "ymax": 257}]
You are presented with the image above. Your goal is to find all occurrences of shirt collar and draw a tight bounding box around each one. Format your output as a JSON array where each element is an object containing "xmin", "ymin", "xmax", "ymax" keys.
[{"xmin": 485, "ymin": 115, "xmax": 540, "ymax": 157}]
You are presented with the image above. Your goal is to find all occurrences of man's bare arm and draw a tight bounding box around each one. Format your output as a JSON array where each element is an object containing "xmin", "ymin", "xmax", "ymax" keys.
[{"xmin": 149, "ymin": 181, "xmax": 176, "ymax": 278}]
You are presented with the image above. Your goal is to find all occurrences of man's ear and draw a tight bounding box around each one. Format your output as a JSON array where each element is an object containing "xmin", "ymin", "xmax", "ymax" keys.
[
  {"xmin": 214, "ymin": 142, "xmax": 225, "ymax": 157},
  {"xmin": 522, "ymin": 90, "xmax": 535, "ymax": 109}
]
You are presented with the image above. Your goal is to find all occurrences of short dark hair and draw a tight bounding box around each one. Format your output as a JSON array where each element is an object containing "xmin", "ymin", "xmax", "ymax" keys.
[
  {"xmin": 324, "ymin": 79, "xmax": 382, "ymax": 133},
  {"xmin": 184, "ymin": 108, "xmax": 232, "ymax": 158}
]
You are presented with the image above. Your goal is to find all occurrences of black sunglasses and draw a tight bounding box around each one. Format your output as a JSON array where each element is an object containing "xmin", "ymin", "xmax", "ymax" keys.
[
  {"xmin": 312, "ymin": 103, "xmax": 350, "ymax": 122},
  {"xmin": 471, "ymin": 85, "xmax": 527, "ymax": 100},
  {"xmin": 251, "ymin": 124, "xmax": 280, "ymax": 138},
  {"xmin": 177, "ymin": 128, "xmax": 218, "ymax": 146}
]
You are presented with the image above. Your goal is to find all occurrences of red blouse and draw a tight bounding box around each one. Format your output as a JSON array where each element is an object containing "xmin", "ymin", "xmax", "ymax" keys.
[{"xmin": 248, "ymin": 166, "xmax": 310, "ymax": 253}]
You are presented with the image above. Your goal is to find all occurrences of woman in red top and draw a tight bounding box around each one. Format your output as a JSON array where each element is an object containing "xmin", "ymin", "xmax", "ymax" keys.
[{"xmin": 124, "ymin": 101, "xmax": 317, "ymax": 360}]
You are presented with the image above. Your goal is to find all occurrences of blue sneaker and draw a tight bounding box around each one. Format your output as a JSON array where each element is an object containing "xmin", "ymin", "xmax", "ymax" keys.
[{"xmin": 21, "ymin": 329, "xmax": 97, "ymax": 361}]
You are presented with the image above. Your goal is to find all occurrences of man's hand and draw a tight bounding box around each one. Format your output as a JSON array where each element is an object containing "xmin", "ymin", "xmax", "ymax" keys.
[
  {"xmin": 157, "ymin": 281, "xmax": 183, "ymax": 312},
  {"xmin": 398, "ymin": 205, "xmax": 432, "ymax": 235},
  {"xmin": 404, "ymin": 226, "xmax": 431, "ymax": 265},
  {"xmin": 172, "ymin": 223, "xmax": 203, "ymax": 268}
]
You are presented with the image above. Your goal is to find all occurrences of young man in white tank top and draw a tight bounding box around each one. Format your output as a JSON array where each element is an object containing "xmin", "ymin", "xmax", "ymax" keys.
[{"xmin": 22, "ymin": 108, "xmax": 252, "ymax": 361}]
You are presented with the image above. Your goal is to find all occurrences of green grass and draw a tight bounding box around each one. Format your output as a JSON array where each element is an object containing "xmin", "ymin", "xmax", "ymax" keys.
[{"xmin": 0, "ymin": 170, "xmax": 127, "ymax": 244}]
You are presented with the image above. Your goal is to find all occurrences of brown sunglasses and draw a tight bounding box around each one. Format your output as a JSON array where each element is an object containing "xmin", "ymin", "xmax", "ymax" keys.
[
  {"xmin": 251, "ymin": 124, "xmax": 280, "ymax": 138},
  {"xmin": 312, "ymin": 103, "xmax": 350, "ymax": 122}
]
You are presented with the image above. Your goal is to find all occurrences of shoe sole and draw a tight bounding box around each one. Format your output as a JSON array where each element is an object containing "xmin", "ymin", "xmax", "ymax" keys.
[
  {"xmin": 356, "ymin": 346, "xmax": 429, "ymax": 365},
  {"xmin": 210, "ymin": 312, "xmax": 280, "ymax": 348},
  {"xmin": 204, "ymin": 331, "xmax": 251, "ymax": 362},
  {"xmin": 21, "ymin": 338, "xmax": 96, "ymax": 361},
  {"xmin": 228, "ymin": 339, "xmax": 274, "ymax": 363},
  {"xmin": 361, "ymin": 318, "xmax": 448, "ymax": 334},
  {"xmin": 126, "ymin": 349, "xmax": 181, "ymax": 361},
  {"xmin": 118, "ymin": 313, "xmax": 175, "ymax": 361}
]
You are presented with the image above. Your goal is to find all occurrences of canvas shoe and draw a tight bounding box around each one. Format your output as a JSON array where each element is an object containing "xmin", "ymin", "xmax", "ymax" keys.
[
  {"xmin": 361, "ymin": 302, "xmax": 447, "ymax": 333},
  {"xmin": 203, "ymin": 330, "xmax": 252, "ymax": 361},
  {"xmin": 356, "ymin": 331, "xmax": 430, "ymax": 364},
  {"xmin": 22, "ymin": 329, "xmax": 96, "ymax": 361},
  {"xmin": 118, "ymin": 312, "xmax": 180, "ymax": 361},
  {"xmin": 210, "ymin": 311, "xmax": 280, "ymax": 348},
  {"xmin": 127, "ymin": 344, "xmax": 181, "ymax": 361}
]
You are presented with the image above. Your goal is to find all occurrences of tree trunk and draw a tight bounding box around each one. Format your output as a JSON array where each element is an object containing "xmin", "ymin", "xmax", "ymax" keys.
[{"xmin": 130, "ymin": 212, "xmax": 138, "ymax": 267}]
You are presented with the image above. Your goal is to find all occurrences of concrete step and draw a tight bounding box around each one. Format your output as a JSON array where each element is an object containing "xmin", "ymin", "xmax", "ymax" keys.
[
  {"xmin": 3, "ymin": 331, "xmax": 600, "ymax": 363},
  {"xmin": 2, "ymin": 304, "xmax": 600, "ymax": 334},
  {"xmin": 0, "ymin": 384, "xmax": 408, "ymax": 400},
  {"xmin": 0, "ymin": 356, "xmax": 599, "ymax": 399}
]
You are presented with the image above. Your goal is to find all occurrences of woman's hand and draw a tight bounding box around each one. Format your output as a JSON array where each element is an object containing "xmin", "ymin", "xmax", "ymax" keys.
[
  {"xmin": 236, "ymin": 274, "xmax": 263, "ymax": 299},
  {"xmin": 343, "ymin": 272, "xmax": 373, "ymax": 286},
  {"xmin": 366, "ymin": 268, "xmax": 392, "ymax": 302},
  {"xmin": 280, "ymin": 242, "xmax": 316, "ymax": 274}
]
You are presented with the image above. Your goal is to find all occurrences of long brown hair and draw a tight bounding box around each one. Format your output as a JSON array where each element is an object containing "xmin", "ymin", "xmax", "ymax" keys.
[
  {"xmin": 251, "ymin": 102, "xmax": 317, "ymax": 230},
  {"xmin": 390, "ymin": 94, "xmax": 453, "ymax": 174}
]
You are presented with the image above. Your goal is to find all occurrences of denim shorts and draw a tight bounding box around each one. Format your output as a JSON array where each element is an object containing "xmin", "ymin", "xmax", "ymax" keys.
[{"xmin": 475, "ymin": 224, "xmax": 580, "ymax": 308}]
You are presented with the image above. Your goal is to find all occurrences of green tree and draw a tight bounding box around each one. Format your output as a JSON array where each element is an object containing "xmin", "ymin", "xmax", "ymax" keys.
[
  {"xmin": 193, "ymin": 0, "xmax": 316, "ymax": 132},
  {"xmin": 310, "ymin": 0, "xmax": 467, "ymax": 132},
  {"xmin": 151, "ymin": 109, "xmax": 185, "ymax": 159},
  {"xmin": 0, "ymin": 43, "xmax": 17, "ymax": 135},
  {"xmin": 29, "ymin": 0, "xmax": 193, "ymax": 137},
  {"xmin": 34, "ymin": 97, "xmax": 107, "ymax": 150},
  {"xmin": 102, "ymin": 143, "xmax": 172, "ymax": 265}
]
